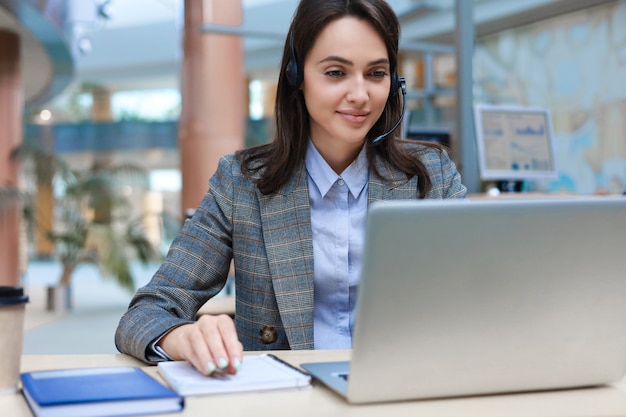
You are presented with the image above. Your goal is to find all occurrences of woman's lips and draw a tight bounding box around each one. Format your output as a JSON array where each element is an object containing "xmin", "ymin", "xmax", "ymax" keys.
[{"xmin": 338, "ymin": 111, "xmax": 368, "ymax": 124}]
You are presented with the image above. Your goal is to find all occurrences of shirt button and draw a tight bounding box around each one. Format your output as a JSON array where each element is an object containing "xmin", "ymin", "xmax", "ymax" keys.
[{"xmin": 337, "ymin": 179, "xmax": 345, "ymax": 187}]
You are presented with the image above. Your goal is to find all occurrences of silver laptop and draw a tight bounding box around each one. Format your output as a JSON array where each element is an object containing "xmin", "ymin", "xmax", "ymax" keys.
[{"xmin": 301, "ymin": 197, "xmax": 626, "ymax": 403}]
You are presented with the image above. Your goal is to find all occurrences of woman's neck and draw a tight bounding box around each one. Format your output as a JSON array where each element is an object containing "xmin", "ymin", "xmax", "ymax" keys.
[{"xmin": 311, "ymin": 139, "xmax": 365, "ymax": 175}]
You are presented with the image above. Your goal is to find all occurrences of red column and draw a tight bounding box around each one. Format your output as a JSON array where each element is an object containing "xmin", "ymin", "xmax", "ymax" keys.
[
  {"xmin": 0, "ymin": 30, "xmax": 22, "ymax": 286},
  {"xmin": 179, "ymin": 0, "xmax": 246, "ymax": 214}
]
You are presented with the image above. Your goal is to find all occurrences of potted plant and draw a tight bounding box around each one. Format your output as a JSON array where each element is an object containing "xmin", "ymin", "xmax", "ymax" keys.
[
  {"xmin": 11, "ymin": 142, "xmax": 158, "ymax": 310},
  {"xmin": 0, "ymin": 185, "xmax": 21, "ymax": 218}
]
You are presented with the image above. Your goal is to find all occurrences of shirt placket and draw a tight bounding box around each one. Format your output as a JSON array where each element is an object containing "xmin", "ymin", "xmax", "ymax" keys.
[{"xmin": 332, "ymin": 178, "xmax": 350, "ymax": 339}]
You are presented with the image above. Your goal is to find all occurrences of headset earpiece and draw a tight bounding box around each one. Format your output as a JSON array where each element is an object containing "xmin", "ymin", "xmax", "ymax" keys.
[
  {"xmin": 285, "ymin": 33, "xmax": 302, "ymax": 88},
  {"xmin": 286, "ymin": 61, "xmax": 300, "ymax": 88},
  {"xmin": 390, "ymin": 73, "xmax": 405, "ymax": 97}
]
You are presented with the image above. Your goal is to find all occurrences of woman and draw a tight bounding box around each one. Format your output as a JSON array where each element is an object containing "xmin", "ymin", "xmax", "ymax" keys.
[{"xmin": 115, "ymin": 0, "xmax": 466, "ymax": 376}]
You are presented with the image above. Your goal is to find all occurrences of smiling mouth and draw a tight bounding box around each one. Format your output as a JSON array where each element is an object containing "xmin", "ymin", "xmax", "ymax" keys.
[{"xmin": 339, "ymin": 112, "xmax": 368, "ymax": 124}]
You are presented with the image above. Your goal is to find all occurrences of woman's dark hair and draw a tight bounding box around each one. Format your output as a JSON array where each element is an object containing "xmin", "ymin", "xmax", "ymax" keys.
[{"xmin": 236, "ymin": 0, "xmax": 442, "ymax": 197}]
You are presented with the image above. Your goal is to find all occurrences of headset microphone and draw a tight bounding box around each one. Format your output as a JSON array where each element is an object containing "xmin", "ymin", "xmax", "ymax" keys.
[{"xmin": 372, "ymin": 76, "xmax": 407, "ymax": 144}]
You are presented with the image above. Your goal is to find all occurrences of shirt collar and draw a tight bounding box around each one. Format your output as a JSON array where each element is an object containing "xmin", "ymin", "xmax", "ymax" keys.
[{"xmin": 305, "ymin": 140, "xmax": 369, "ymax": 199}]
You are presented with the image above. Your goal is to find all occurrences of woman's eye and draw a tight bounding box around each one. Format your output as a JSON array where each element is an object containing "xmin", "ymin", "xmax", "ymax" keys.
[
  {"xmin": 326, "ymin": 70, "xmax": 345, "ymax": 78},
  {"xmin": 370, "ymin": 70, "xmax": 387, "ymax": 79}
]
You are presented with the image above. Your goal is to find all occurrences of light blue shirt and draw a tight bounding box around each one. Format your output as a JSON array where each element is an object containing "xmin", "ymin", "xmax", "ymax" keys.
[{"xmin": 305, "ymin": 141, "xmax": 369, "ymax": 349}]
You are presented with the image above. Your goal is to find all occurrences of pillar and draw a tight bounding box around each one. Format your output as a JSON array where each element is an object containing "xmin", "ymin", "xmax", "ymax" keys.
[
  {"xmin": 90, "ymin": 85, "xmax": 113, "ymax": 122},
  {"xmin": 179, "ymin": 0, "xmax": 246, "ymax": 213},
  {"xmin": 0, "ymin": 30, "xmax": 22, "ymax": 286},
  {"xmin": 90, "ymin": 86, "xmax": 114, "ymax": 224},
  {"xmin": 455, "ymin": 0, "xmax": 479, "ymax": 193},
  {"xmin": 34, "ymin": 124, "xmax": 55, "ymax": 258}
]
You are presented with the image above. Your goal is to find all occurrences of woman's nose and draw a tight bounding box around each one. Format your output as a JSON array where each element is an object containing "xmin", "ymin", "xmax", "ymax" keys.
[{"xmin": 346, "ymin": 77, "xmax": 368, "ymax": 103}]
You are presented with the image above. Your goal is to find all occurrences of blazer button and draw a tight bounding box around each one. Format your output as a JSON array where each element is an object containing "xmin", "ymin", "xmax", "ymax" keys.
[{"xmin": 259, "ymin": 325, "xmax": 277, "ymax": 344}]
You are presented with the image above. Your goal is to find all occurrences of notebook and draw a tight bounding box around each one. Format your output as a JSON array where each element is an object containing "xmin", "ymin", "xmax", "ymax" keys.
[
  {"xmin": 301, "ymin": 197, "xmax": 626, "ymax": 404},
  {"xmin": 20, "ymin": 366, "xmax": 184, "ymax": 417},
  {"xmin": 157, "ymin": 354, "xmax": 310, "ymax": 396}
]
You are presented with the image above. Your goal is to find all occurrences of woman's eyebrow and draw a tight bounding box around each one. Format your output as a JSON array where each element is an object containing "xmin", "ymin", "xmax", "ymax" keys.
[
  {"xmin": 368, "ymin": 58, "xmax": 390, "ymax": 67},
  {"xmin": 319, "ymin": 55, "xmax": 352, "ymax": 65},
  {"xmin": 318, "ymin": 56, "xmax": 390, "ymax": 67}
]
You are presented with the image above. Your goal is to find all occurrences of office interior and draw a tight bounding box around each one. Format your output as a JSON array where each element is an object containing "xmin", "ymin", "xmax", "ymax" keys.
[{"xmin": 1, "ymin": 1, "xmax": 625, "ymax": 291}]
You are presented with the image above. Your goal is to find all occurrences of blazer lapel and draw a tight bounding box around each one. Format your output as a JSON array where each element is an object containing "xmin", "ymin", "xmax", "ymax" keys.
[
  {"xmin": 258, "ymin": 164, "xmax": 315, "ymax": 349},
  {"xmin": 368, "ymin": 155, "xmax": 419, "ymax": 203}
]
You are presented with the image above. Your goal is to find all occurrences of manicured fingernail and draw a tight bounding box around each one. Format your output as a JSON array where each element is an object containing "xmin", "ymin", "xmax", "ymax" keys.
[
  {"xmin": 206, "ymin": 361, "xmax": 216, "ymax": 375},
  {"xmin": 232, "ymin": 357, "xmax": 241, "ymax": 371},
  {"xmin": 217, "ymin": 357, "xmax": 229, "ymax": 369}
]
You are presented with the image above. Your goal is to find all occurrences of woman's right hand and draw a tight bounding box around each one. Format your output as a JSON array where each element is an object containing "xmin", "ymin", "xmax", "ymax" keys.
[{"xmin": 158, "ymin": 314, "xmax": 243, "ymax": 375}]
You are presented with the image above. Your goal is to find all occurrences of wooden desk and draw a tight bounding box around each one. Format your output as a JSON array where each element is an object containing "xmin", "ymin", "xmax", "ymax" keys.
[{"xmin": 5, "ymin": 351, "xmax": 626, "ymax": 417}]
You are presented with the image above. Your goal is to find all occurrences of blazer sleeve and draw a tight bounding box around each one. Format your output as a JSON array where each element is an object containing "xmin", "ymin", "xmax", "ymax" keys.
[{"xmin": 115, "ymin": 156, "xmax": 236, "ymax": 363}]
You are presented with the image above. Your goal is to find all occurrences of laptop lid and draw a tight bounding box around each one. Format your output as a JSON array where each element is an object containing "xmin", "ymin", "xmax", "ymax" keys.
[{"xmin": 304, "ymin": 197, "xmax": 626, "ymax": 404}]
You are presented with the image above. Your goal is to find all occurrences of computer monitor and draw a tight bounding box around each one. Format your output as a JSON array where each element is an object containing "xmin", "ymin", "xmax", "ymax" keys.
[{"xmin": 473, "ymin": 104, "xmax": 558, "ymax": 186}]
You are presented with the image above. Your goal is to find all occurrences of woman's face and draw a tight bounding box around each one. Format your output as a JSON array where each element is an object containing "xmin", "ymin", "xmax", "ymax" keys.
[{"xmin": 301, "ymin": 17, "xmax": 391, "ymax": 161}]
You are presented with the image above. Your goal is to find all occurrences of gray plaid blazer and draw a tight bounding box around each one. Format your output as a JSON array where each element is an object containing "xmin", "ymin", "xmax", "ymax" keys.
[{"xmin": 115, "ymin": 147, "xmax": 466, "ymax": 363}]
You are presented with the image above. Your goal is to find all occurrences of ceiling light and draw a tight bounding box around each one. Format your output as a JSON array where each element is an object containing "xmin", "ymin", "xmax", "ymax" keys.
[
  {"xmin": 39, "ymin": 109, "xmax": 52, "ymax": 122},
  {"xmin": 97, "ymin": 0, "xmax": 113, "ymax": 20},
  {"xmin": 77, "ymin": 35, "xmax": 92, "ymax": 55}
]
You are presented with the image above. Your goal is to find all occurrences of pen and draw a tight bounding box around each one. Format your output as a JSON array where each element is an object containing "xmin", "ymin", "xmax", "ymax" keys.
[{"xmin": 266, "ymin": 354, "xmax": 311, "ymax": 377}]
